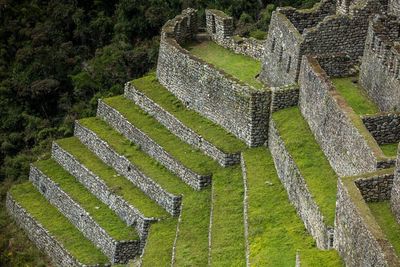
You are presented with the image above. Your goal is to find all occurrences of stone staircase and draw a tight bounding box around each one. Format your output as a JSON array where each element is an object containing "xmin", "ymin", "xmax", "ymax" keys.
[{"xmin": 6, "ymin": 72, "xmax": 247, "ymax": 266}]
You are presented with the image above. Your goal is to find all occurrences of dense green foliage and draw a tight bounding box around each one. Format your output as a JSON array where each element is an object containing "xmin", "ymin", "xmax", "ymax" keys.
[{"xmin": 0, "ymin": 0, "xmax": 319, "ymax": 265}]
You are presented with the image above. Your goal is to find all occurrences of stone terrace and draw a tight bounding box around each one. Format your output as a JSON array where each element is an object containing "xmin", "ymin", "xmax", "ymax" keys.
[{"xmin": 6, "ymin": 2, "xmax": 400, "ymax": 267}]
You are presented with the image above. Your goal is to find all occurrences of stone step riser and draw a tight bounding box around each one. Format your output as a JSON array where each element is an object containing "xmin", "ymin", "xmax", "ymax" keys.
[
  {"xmin": 52, "ymin": 142, "xmax": 154, "ymax": 248},
  {"xmin": 124, "ymin": 82, "xmax": 241, "ymax": 167},
  {"xmin": 97, "ymin": 100, "xmax": 210, "ymax": 190},
  {"xmin": 6, "ymin": 193, "xmax": 109, "ymax": 267},
  {"xmin": 268, "ymin": 120, "xmax": 333, "ymax": 250},
  {"xmin": 29, "ymin": 166, "xmax": 139, "ymax": 264},
  {"xmin": 74, "ymin": 121, "xmax": 182, "ymax": 216}
]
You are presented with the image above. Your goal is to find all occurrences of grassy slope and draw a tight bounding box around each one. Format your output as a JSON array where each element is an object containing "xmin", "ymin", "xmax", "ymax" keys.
[
  {"xmin": 131, "ymin": 72, "xmax": 246, "ymax": 154},
  {"xmin": 34, "ymin": 159, "xmax": 138, "ymax": 241},
  {"xmin": 380, "ymin": 143, "xmax": 398, "ymax": 158},
  {"xmin": 79, "ymin": 117, "xmax": 211, "ymax": 265},
  {"xmin": 368, "ymin": 201, "xmax": 400, "ymax": 256},
  {"xmin": 244, "ymin": 148, "xmax": 342, "ymax": 266},
  {"xmin": 185, "ymin": 41, "xmax": 263, "ymax": 89},
  {"xmin": 332, "ymin": 78, "xmax": 379, "ymax": 115},
  {"xmin": 210, "ymin": 166, "xmax": 246, "ymax": 266},
  {"xmin": 272, "ymin": 107, "xmax": 337, "ymax": 225},
  {"xmin": 141, "ymin": 218, "xmax": 177, "ymax": 266},
  {"xmin": 10, "ymin": 183, "xmax": 109, "ymax": 265},
  {"xmin": 56, "ymin": 137, "xmax": 168, "ymax": 219},
  {"xmin": 103, "ymin": 96, "xmax": 219, "ymax": 175}
]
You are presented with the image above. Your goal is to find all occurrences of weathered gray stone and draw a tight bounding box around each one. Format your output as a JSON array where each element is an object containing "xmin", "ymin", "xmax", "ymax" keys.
[
  {"xmin": 29, "ymin": 166, "xmax": 139, "ymax": 264},
  {"xmin": 268, "ymin": 119, "xmax": 333, "ymax": 250},
  {"xmin": 97, "ymin": 100, "xmax": 211, "ymax": 190},
  {"xmin": 74, "ymin": 121, "xmax": 182, "ymax": 216},
  {"xmin": 335, "ymin": 177, "xmax": 400, "ymax": 267},
  {"xmin": 52, "ymin": 142, "xmax": 155, "ymax": 249},
  {"xmin": 124, "ymin": 77, "xmax": 241, "ymax": 167},
  {"xmin": 6, "ymin": 193, "xmax": 110, "ymax": 267}
]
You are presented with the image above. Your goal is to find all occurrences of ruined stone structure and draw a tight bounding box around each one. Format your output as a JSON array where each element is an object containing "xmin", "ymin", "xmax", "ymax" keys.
[{"xmin": 6, "ymin": 1, "xmax": 400, "ymax": 266}]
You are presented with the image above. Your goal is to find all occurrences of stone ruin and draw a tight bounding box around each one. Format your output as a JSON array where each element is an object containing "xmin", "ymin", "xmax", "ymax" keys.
[{"xmin": 6, "ymin": 0, "xmax": 400, "ymax": 266}]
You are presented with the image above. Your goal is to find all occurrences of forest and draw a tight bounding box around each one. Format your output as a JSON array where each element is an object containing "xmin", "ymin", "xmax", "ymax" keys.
[{"xmin": 0, "ymin": 0, "xmax": 318, "ymax": 265}]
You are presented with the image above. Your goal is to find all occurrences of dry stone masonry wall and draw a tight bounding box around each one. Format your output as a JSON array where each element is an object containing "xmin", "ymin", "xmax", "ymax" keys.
[
  {"xmin": 97, "ymin": 100, "xmax": 211, "ymax": 190},
  {"xmin": 268, "ymin": 120, "xmax": 333, "ymax": 250},
  {"xmin": 260, "ymin": 0, "xmax": 387, "ymax": 87},
  {"xmin": 74, "ymin": 121, "xmax": 182, "ymax": 216},
  {"xmin": 391, "ymin": 146, "xmax": 400, "ymax": 223},
  {"xmin": 29, "ymin": 166, "xmax": 139, "ymax": 264},
  {"xmin": 52, "ymin": 142, "xmax": 154, "ymax": 245},
  {"xmin": 157, "ymin": 9, "xmax": 270, "ymax": 147},
  {"xmin": 335, "ymin": 177, "xmax": 400, "ymax": 266},
  {"xmin": 6, "ymin": 193, "xmax": 109, "ymax": 267},
  {"xmin": 360, "ymin": 15, "xmax": 400, "ymax": 112},
  {"xmin": 205, "ymin": 9, "xmax": 265, "ymax": 60},
  {"xmin": 362, "ymin": 113, "xmax": 400, "ymax": 145},
  {"xmin": 270, "ymin": 84, "xmax": 299, "ymax": 112},
  {"xmin": 124, "ymin": 82, "xmax": 241, "ymax": 167},
  {"xmin": 355, "ymin": 172, "xmax": 394, "ymax": 202},
  {"xmin": 299, "ymin": 56, "xmax": 379, "ymax": 176}
]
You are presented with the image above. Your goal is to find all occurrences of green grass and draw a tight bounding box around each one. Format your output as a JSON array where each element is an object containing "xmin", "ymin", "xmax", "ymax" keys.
[
  {"xmin": 243, "ymin": 148, "xmax": 342, "ymax": 266},
  {"xmin": 56, "ymin": 137, "xmax": 169, "ymax": 219},
  {"xmin": 332, "ymin": 77, "xmax": 379, "ymax": 115},
  {"xmin": 33, "ymin": 159, "xmax": 138, "ymax": 241},
  {"xmin": 380, "ymin": 143, "xmax": 398, "ymax": 158},
  {"xmin": 131, "ymin": 73, "xmax": 246, "ymax": 154},
  {"xmin": 103, "ymin": 96, "xmax": 219, "ymax": 175},
  {"xmin": 368, "ymin": 201, "xmax": 400, "ymax": 256},
  {"xmin": 210, "ymin": 166, "xmax": 246, "ymax": 266},
  {"xmin": 141, "ymin": 218, "xmax": 177, "ymax": 266},
  {"xmin": 9, "ymin": 183, "xmax": 109, "ymax": 265},
  {"xmin": 174, "ymin": 189, "xmax": 211, "ymax": 266},
  {"xmin": 272, "ymin": 107, "xmax": 338, "ymax": 225},
  {"xmin": 79, "ymin": 117, "xmax": 211, "ymax": 265},
  {"xmin": 79, "ymin": 117, "xmax": 191, "ymax": 195},
  {"xmin": 185, "ymin": 41, "xmax": 263, "ymax": 89}
]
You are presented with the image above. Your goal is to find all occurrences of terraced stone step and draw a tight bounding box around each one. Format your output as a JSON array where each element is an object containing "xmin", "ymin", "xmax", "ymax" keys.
[
  {"xmin": 97, "ymin": 97, "xmax": 213, "ymax": 189},
  {"xmin": 124, "ymin": 73, "xmax": 245, "ymax": 166},
  {"xmin": 53, "ymin": 137, "xmax": 169, "ymax": 244},
  {"xmin": 269, "ymin": 107, "xmax": 338, "ymax": 249},
  {"xmin": 241, "ymin": 148, "xmax": 342, "ymax": 266},
  {"xmin": 7, "ymin": 183, "xmax": 110, "ymax": 267},
  {"xmin": 75, "ymin": 117, "xmax": 191, "ymax": 216},
  {"xmin": 29, "ymin": 160, "xmax": 139, "ymax": 264}
]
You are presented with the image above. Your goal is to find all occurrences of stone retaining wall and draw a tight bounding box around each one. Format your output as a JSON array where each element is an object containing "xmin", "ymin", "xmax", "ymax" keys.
[
  {"xmin": 354, "ymin": 172, "xmax": 394, "ymax": 202},
  {"xmin": 360, "ymin": 15, "xmax": 400, "ymax": 112},
  {"xmin": 205, "ymin": 9, "xmax": 265, "ymax": 60},
  {"xmin": 391, "ymin": 147, "xmax": 400, "ymax": 223},
  {"xmin": 299, "ymin": 56, "xmax": 379, "ymax": 176},
  {"xmin": 6, "ymin": 193, "xmax": 108, "ymax": 267},
  {"xmin": 270, "ymin": 84, "xmax": 299, "ymax": 112},
  {"xmin": 74, "ymin": 121, "xmax": 182, "ymax": 216},
  {"xmin": 97, "ymin": 100, "xmax": 211, "ymax": 190},
  {"xmin": 362, "ymin": 113, "xmax": 400, "ymax": 145},
  {"xmin": 52, "ymin": 142, "xmax": 154, "ymax": 246},
  {"xmin": 335, "ymin": 177, "xmax": 400, "ymax": 266},
  {"xmin": 29, "ymin": 166, "xmax": 139, "ymax": 264},
  {"xmin": 260, "ymin": 0, "xmax": 387, "ymax": 87},
  {"xmin": 124, "ymin": 82, "xmax": 241, "ymax": 167},
  {"xmin": 268, "ymin": 119, "xmax": 333, "ymax": 250},
  {"xmin": 158, "ymin": 10, "xmax": 271, "ymax": 147}
]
